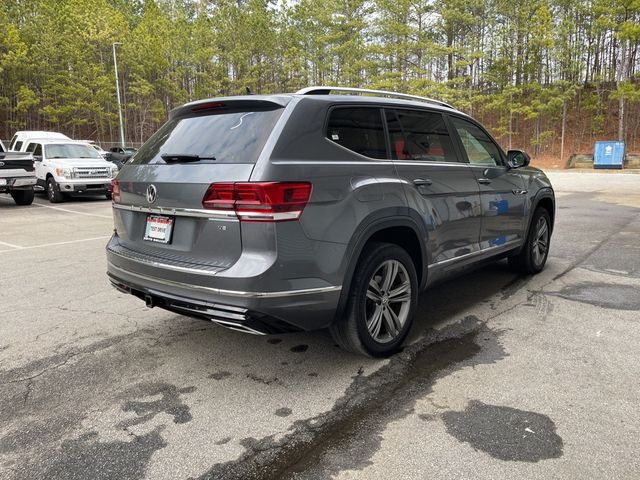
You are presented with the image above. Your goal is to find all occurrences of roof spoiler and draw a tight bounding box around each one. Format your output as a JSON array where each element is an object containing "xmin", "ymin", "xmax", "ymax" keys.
[{"xmin": 170, "ymin": 96, "xmax": 291, "ymax": 120}]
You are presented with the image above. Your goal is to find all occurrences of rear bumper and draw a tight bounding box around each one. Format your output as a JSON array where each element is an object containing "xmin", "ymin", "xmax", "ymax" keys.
[
  {"xmin": 106, "ymin": 260, "xmax": 342, "ymax": 334},
  {"xmin": 0, "ymin": 176, "xmax": 36, "ymax": 191}
]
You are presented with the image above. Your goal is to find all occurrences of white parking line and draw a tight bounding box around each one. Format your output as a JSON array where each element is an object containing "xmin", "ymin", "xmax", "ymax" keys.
[
  {"xmin": 0, "ymin": 240, "xmax": 23, "ymax": 249},
  {"xmin": 0, "ymin": 235, "xmax": 110, "ymax": 253},
  {"xmin": 0, "ymin": 195, "xmax": 112, "ymax": 219},
  {"xmin": 31, "ymin": 200, "xmax": 113, "ymax": 219}
]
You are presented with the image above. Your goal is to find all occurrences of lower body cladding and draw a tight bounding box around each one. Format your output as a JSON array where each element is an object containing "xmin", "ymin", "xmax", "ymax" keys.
[{"xmin": 106, "ymin": 261, "xmax": 343, "ymax": 335}]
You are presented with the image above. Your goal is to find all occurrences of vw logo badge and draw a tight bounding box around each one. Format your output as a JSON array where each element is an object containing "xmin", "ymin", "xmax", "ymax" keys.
[{"xmin": 146, "ymin": 184, "xmax": 157, "ymax": 204}]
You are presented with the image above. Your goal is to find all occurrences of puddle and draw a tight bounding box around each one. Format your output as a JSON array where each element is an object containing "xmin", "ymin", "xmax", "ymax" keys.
[
  {"xmin": 554, "ymin": 283, "xmax": 640, "ymax": 310},
  {"xmin": 442, "ymin": 400, "xmax": 563, "ymax": 462}
]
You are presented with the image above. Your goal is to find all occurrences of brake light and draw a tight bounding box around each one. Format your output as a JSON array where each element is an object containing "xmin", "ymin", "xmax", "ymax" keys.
[
  {"xmin": 191, "ymin": 101, "xmax": 226, "ymax": 112},
  {"xmin": 111, "ymin": 179, "xmax": 121, "ymax": 203},
  {"xmin": 202, "ymin": 182, "xmax": 312, "ymax": 222}
]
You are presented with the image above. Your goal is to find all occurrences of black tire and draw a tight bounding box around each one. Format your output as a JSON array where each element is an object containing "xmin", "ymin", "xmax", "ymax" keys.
[
  {"xmin": 105, "ymin": 191, "xmax": 112, "ymax": 200},
  {"xmin": 46, "ymin": 177, "xmax": 64, "ymax": 203},
  {"xmin": 330, "ymin": 242, "xmax": 419, "ymax": 357},
  {"xmin": 509, "ymin": 207, "xmax": 551, "ymax": 274},
  {"xmin": 10, "ymin": 188, "xmax": 35, "ymax": 206}
]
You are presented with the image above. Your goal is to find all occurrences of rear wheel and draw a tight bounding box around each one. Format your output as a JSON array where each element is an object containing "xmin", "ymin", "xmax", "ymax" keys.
[
  {"xmin": 10, "ymin": 188, "xmax": 34, "ymax": 205},
  {"xmin": 330, "ymin": 242, "xmax": 418, "ymax": 357},
  {"xmin": 46, "ymin": 177, "xmax": 64, "ymax": 203},
  {"xmin": 105, "ymin": 191, "xmax": 112, "ymax": 200},
  {"xmin": 509, "ymin": 207, "xmax": 551, "ymax": 274}
]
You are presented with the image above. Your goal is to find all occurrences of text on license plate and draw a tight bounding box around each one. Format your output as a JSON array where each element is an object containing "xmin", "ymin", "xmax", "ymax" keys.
[{"xmin": 144, "ymin": 215, "xmax": 174, "ymax": 244}]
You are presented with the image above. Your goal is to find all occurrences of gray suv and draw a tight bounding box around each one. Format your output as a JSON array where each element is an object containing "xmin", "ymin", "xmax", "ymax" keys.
[{"xmin": 106, "ymin": 87, "xmax": 554, "ymax": 357}]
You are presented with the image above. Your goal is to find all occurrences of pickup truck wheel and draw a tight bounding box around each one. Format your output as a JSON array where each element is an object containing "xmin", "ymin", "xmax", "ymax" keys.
[
  {"xmin": 330, "ymin": 242, "xmax": 418, "ymax": 357},
  {"xmin": 105, "ymin": 192, "xmax": 112, "ymax": 200},
  {"xmin": 46, "ymin": 177, "xmax": 64, "ymax": 203},
  {"xmin": 10, "ymin": 188, "xmax": 35, "ymax": 206},
  {"xmin": 509, "ymin": 207, "xmax": 551, "ymax": 274}
]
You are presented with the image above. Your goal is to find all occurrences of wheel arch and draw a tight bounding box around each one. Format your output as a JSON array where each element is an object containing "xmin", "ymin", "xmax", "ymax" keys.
[
  {"xmin": 528, "ymin": 188, "xmax": 555, "ymax": 235},
  {"xmin": 333, "ymin": 214, "xmax": 428, "ymax": 324}
]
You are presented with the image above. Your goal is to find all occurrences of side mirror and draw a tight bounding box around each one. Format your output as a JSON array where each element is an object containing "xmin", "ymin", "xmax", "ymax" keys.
[
  {"xmin": 33, "ymin": 155, "xmax": 42, "ymax": 162},
  {"xmin": 507, "ymin": 150, "xmax": 530, "ymax": 169}
]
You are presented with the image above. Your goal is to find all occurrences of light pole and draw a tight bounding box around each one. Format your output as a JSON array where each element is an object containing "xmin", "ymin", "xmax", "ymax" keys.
[{"xmin": 112, "ymin": 42, "xmax": 125, "ymax": 148}]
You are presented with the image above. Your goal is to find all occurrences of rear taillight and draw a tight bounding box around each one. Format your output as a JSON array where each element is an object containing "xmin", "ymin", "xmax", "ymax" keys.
[
  {"xmin": 111, "ymin": 179, "xmax": 120, "ymax": 203},
  {"xmin": 202, "ymin": 182, "xmax": 312, "ymax": 222}
]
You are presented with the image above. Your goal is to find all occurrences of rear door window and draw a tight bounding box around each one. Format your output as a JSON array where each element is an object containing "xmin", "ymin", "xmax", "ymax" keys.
[
  {"xmin": 15, "ymin": 141, "xmax": 23, "ymax": 151},
  {"xmin": 326, "ymin": 107, "xmax": 387, "ymax": 159},
  {"xmin": 130, "ymin": 107, "xmax": 284, "ymax": 165},
  {"xmin": 385, "ymin": 109, "xmax": 458, "ymax": 163}
]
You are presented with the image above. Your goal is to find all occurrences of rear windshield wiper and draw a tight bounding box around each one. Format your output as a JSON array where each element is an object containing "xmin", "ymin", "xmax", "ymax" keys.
[{"xmin": 161, "ymin": 153, "xmax": 216, "ymax": 163}]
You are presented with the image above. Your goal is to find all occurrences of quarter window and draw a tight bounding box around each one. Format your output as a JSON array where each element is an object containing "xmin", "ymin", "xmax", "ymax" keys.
[
  {"xmin": 326, "ymin": 107, "xmax": 387, "ymax": 159},
  {"xmin": 385, "ymin": 109, "xmax": 457, "ymax": 163},
  {"xmin": 15, "ymin": 141, "xmax": 23, "ymax": 151},
  {"xmin": 451, "ymin": 117, "xmax": 502, "ymax": 166}
]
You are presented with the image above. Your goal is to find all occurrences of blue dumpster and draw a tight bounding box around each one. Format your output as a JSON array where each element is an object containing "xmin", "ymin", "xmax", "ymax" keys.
[{"xmin": 594, "ymin": 141, "xmax": 625, "ymax": 169}]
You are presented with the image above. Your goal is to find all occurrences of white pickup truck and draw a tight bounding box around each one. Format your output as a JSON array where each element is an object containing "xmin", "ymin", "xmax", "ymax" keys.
[
  {"xmin": 0, "ymin": 145, "xmax": 36, "ymax": 205},
  {"xmin": 24, "ymin": 139, "xmax": 118, "ymax": 203}
]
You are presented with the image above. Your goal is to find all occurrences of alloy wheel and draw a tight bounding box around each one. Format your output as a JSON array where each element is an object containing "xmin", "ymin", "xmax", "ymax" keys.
[
  {"xmin": 531, "ymin": 216, "xmax": 549, "ymax": 267},
  {"xmin": 365, "ymin": 259, "xmax": 412, "ymax": 343}
]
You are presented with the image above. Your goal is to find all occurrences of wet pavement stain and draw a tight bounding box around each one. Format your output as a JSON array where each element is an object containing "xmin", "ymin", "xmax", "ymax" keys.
[
  {"xmin": 119, "ymin": 382, "xmax": 196, "ymax": 428},
  {"xmin": 246, "ymin": 373, "xmax": 283, "ymax": 386},
  {"xmin": 267, "ymin": 338, "xmax": 283, "ymax": 344},
  {"xmin": 197, "ymin": 316, "xmax": 507, "ymax": 480},
  {"xmin": 35, "ymin": 428, "xmax": 166, "ymax": 480},
  {"xmin": 442, "ymin": 401, "xmax": 563, "ymax": 462},
  {"xmin": 215, "ymin": 437, "xmax": 232, "ymax": 445},
  {"xmin": 275, "ymin": 407, "xmax": 292, "ymax": 417},
  {"xmin": 209, "ymin": 371, "xmax": 232, "ymax": 380},
  {"xmin": 553, "ymin": 282, "xmax": 640, "ymax": 310},
  {"xmin": 500, "ymin": 275, "xmax": 530, "ymax": 300},
  {"xmin": 290, "ymin": 345, "xmax": 308, "ymax": 353}
]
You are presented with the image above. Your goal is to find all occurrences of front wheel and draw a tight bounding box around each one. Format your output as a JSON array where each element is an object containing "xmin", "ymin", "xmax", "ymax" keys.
[
  {"xmin": 330, "ymin": 242, "xmax": 418, "ymax": 357},
  {"xmin": 105, "ymin": 191, "xmax": 112, "ymax": 200},
  {"xmin": 10, "ymin": 188, "xmax": 35, "ymax": 205},
  {"xmin": 46, "ymin": 177, "xmax": 64, "ymax": 203},
  {"xmin": 509, "ymin": 207, "xmax": 551, "ymax": 274}
]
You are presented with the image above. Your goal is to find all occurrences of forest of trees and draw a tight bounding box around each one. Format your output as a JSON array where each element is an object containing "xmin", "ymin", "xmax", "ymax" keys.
[{"xmin": 1, "ymin": 0, "xmax": 640, "ymax": 161}]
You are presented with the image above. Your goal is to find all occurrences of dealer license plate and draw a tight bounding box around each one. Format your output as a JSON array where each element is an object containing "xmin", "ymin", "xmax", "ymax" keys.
[
  {"xmin": 0, "ymin": 179, "xmax": 6, "ymax": 186},
  {"xmin": 144, "ymin": 215, "xmax": 174, "ymax": 244}
]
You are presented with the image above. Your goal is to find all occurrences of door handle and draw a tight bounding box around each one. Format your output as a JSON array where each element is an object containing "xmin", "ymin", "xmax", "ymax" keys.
[
  {"xmin": 477, "ymin": 178, "xmax": 492, "ymax": 185},
  {"xmin": 413, "ymin": 178, "xmax": 432, "ymax": 186}
]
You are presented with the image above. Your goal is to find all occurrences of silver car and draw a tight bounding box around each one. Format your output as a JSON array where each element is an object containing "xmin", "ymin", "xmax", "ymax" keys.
[{"xmin": 106, "ymin": 87, "xmax": 555, "ymax": 357}]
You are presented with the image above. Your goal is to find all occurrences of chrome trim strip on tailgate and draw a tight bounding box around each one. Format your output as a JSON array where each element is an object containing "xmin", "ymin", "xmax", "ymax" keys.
[
  {"xmin": 108, "ymin": 263, "xmax": 342, "ymax": 298},
  {"xmin": 113, "ymin": 203, "xmax": 236, "ymax": 220},
  {"xmin": 108, "ymin": 246, "xmax": 222, "ymax": 276}
]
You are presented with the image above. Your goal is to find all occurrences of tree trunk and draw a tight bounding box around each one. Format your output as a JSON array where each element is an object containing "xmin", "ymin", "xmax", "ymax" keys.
[{"xmin": 560, "ymin": 100, "xmax": 567, "ymax": 163}]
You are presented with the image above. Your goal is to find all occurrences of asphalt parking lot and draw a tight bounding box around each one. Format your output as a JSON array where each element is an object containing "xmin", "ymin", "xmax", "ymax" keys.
[{"xmin": 1, "ymin": 171, "xmax": 639, "ymax": 480}]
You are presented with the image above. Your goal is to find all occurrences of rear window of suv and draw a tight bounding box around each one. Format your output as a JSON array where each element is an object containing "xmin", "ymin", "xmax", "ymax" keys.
[{"xmin": 130, "ymin": 107, "xmax": 284, "ymax": 165}]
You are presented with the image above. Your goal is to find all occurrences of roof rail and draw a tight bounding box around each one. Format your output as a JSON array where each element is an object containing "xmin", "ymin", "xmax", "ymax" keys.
[{"xmin": 295, "ymin": 86, "xmax": 454, "ymax": 109}]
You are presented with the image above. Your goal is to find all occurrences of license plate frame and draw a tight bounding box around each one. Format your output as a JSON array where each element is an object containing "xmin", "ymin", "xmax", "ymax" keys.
[{"xmin": 144, "ymin": 215, "xmax": 174, "ymax": 244}]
